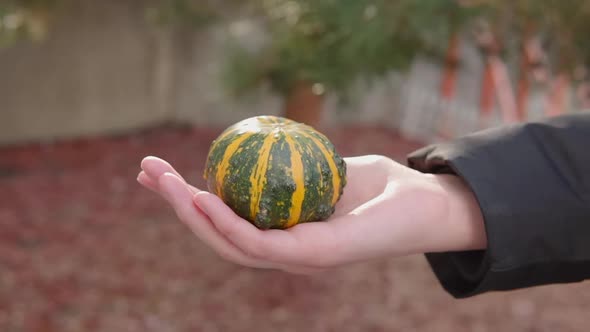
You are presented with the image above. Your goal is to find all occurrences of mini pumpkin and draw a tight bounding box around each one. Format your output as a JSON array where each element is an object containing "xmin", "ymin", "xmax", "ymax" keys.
[{"xmin": 204, "ymin": 115, "xmax": 347, "ymax": 229}]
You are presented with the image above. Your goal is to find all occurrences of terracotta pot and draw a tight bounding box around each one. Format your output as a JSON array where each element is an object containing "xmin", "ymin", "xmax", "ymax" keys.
[{"xmin": 284, "ymin": 81, "xmax": 325, "ymax": 129}]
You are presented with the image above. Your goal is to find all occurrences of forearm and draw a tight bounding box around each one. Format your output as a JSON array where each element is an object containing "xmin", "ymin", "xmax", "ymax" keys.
[
  {"xmin": 377, "ymin": 165, "xmax": 487, "ymax": 257},
  {"xmin": 432, "ymin": 174, "xmax": 487, "ymax": 252}
]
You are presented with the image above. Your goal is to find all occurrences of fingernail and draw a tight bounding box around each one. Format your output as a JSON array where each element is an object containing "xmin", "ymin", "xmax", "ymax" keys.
[{"xmin": 192, "ymin": 192, "xmax": 202, "ymax": 205}]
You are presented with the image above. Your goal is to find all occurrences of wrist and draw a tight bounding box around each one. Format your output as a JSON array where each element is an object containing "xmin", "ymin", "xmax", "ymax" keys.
[{"xmin": 431, "ymin": 174, "xmax": 487, "ymax": 252}]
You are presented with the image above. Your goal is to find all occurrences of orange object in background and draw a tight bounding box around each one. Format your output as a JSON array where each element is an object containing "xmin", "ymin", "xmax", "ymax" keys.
[
  {"xmin": 476, "ymin": 27, "xmax": 519, "ymax": 129},
  {"xmin": 479, "ymin": 56, "xmax": 518, "ymax": 127},
  {"xmin": 490, "ymin": 56, "xmax": 518, "ymax": 125},
  {"xmin": 478, "ymin": 56, "xmax": 496, "ymax": 129}
]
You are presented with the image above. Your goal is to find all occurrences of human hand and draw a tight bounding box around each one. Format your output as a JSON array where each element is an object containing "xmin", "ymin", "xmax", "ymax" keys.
[{"xmin": 137, "ymin": 155, "xmax": 486, "ymax": 274}]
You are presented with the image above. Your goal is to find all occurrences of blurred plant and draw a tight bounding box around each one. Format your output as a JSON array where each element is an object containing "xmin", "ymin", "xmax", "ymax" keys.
[
  {"xmin": 144, "ymin": 0, "xmax": 245, "ymax": 28},
  {"xmin": 145, "ymin": 0, "xmax": 216, "ymax": 28},
  {"xmin": 222, "ymin": 0, "xmax": 485, "ymax": 101},
  {"xmin": 0, "ymin": 0, "xmax": 242, "ymax": 48},
  {"xmin": 474, "ymin": 1, "xmax": 590, "ymax": 73},
  {"xmin": 219, "ymin": 0, "xmax": 487, "ymax": 125},
  {"xmin": 0, "ymin": 0, "xmax": 60, "ymax": 48}
]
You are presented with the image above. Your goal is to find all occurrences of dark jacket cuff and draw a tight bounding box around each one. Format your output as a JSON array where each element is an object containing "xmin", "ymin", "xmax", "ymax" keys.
[{"xmin": 407, "ymin": 114, "xmax": 590, "ymax": 298}]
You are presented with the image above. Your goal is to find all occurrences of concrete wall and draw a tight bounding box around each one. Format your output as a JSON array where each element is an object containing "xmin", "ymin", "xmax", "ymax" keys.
[{"xmin": 0, "ymin": 1, "xmax": 170, "ymax": 144}]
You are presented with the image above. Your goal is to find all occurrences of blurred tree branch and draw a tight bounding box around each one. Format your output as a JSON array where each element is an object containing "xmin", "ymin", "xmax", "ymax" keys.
[{"xmin": 222, "ymin": 0, "xmax": 486, "ymax": 101}]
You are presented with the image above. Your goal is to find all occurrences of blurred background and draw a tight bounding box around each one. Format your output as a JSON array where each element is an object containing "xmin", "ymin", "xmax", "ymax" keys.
[{"xmin": 1, "ymin": 1, "xmax": 589, "ymax": 331}]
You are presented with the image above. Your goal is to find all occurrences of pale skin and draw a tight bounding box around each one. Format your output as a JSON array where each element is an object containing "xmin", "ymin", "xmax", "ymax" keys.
[{"xmin": 137, "ymin": 155, "xmax": 487, "ymax": 274}]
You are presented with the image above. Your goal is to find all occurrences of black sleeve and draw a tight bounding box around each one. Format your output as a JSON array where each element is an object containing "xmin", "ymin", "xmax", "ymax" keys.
[{"xmin": 407, "ymin": 112, "xmax": 590, "ymax": 298}]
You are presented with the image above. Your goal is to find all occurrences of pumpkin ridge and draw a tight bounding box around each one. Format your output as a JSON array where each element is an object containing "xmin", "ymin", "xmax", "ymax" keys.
[
  {"xmin": 248, "ymin": 133, "xmax": 276, "ymax": 222},
  {"xmin": 297, "ymin": 136, "xmax": 325, "ymax": 222},
  {"xmin": 215, "ymin": 132, "xmax": 254, "ymax": 198},
  {"xmin": 209, "ymin": 126, "xmax": 241, "ymax": 154},
  {"xmin": 204, "ymin": 133, "xmax": 235, "ymax": 182},
  {"xmin": 219, "ymin": 133, "xmax": 267, "ymax": 221},
  {"xmin": 300, "ymin": 131, "xmax": 342, "ymax": 206},
  {"xmin": 284, "ymin": 133, "xmax": 305, "ymax": 227}
]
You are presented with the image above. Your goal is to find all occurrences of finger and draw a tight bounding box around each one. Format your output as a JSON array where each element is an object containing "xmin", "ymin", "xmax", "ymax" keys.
[
  {"xmin": 194, "ymin": 191, "xmax": 326, "ymax": 266},
  {"xmin": 137, "ymin": 171, "xmax": 158, "ymax": 193},
  {"xmin": 149, "ymin": 169, "xmax": 324, "ymax": 271},
  {"xmin": 158, "ymin": 173, "xmax": 276, "ymax": 269},
  {"xmin": 141, "ymin": 156, "xmax": 186, "ymax": 181},
  {"xmin": 141, "ymin": 156, "xmax": 201, "ymax": 194}
]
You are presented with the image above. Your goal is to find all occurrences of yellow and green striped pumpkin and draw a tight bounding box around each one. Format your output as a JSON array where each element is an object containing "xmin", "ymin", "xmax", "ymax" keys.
[{"xmin": 204, "ymin": 115, "xmax": 347, "ymax": 229}]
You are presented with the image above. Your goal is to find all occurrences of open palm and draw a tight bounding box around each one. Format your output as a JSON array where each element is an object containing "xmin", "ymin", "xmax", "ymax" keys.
[{"xmin": 137, "ymin": 154, "xmax": 448, "ymax": 274}]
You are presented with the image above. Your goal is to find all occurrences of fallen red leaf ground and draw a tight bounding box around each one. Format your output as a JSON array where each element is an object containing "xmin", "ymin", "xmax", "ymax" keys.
[{"xmin": 0, "ymin": 125, "xmax": 588, "ymax": 332}]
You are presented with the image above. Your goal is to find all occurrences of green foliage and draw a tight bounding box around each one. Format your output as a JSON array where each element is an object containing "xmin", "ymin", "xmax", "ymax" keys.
[
  {"xmin": 145, "ymin": 0, "xmax": 221, "ymax": 28},
  {"xmin": 476, "ymin": 0, "xmax": 590, "ymax": 72},
  {"xmin": 4, "ymin": 0, "xmax": 590, "ymax": 91},
  {"xmin": 221, "ymin": 41, "xmax": 266, "ymax": 97},
  {"xmin": 222, "ymin": 0, "xmax": 485, "ymax": 99},
  {"xmin": 0, "ymin": 0, "xmax": 59, "ymax": 48},
  {"xmin": 535, "ymin": 1, "xmax": 590, "ymax": 71},
  {"xmin": 0, "ymin": 0, "xmax": 236, "ymax": 48}
]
